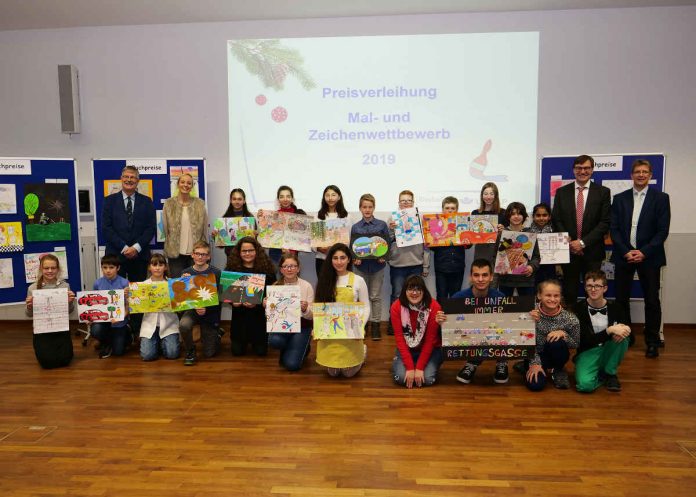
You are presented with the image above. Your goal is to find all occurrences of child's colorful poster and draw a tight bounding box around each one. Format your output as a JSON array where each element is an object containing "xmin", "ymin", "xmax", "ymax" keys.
[
  {"xmin": 169, "ymin": 165, "xmax": 200, "ymax": 197},
  {"xmin": 103, "ymin": 179, "xmax": 154, "ymax": 199},
  {"xmin": 312, "ymin": 302, "xmax": 367, "ymax": 339},
  {"xmin": 220, "ymin": 271, "xmax": 266, "ymax": 305},
  {"xmin": 0, "ymin": 258, "xmax": 14, "ymax": 288},
  {"xmin": 459, "ymin": 214, "xmax": 499, "ymax": 245},
  {"xmin": 168, "ymin": 273, "xmax": 219, "ymax": 312},
  {"xmin": 0, "ymin": 184, "xmax": 17, "ymax": 214},
  {"xmin": 350, "ymin": 234, "xmax": 390, "ymax": 259},
  {"xmin": 265, "ymin": 285, "xmax": 301, "ymax": 333},
  {"xmin": 23, "ymin": 183, "xmax": 71, "ymax": 242},
  {"xmin": 76, "ymin": 290, "xmax": 126, "ymax": 323},
  {"xmin": 213, "ymin": 217, "xmax": 256, "ymax": 247},
  {"xmin": 32, "ymin": 287, "xmax": 70, "ymax": 334},
  {"xmin": 422, "ymin": 213, "xmax": 459, "ymax": 247},
  {"xmin": 440, "ymin": 295, "xmax": 535, "ymax": 360},
  {"xmin": 537, "ymin": 232, "xmax": 570, "ymax": 264},
  {"xmin": 156, "ymin": 210, "xmax": 165, "ymax": 242},
  {"xmin": 310, "ymin": 218, "xmax": 351, "ymax": 248},
  {"xmin": 0, "ymin": 221, "xmax": 24, "ymax": 252},
  {"xmin": 494, "ymin": 231, "xmax": 537, "ymax": 275},
  {"xmin": 391, "ymin": 207, "xmax": 423, "ymax": 248},
  {"xmin": 257, "ymin": 210, "xmax": 312, "ymax": 252},
  {"xmin": 127, "ymin": 281, "xmax": 171, "ymax": 313},
  {"xmin": 24, "ymin": 250, "xmax": 69, "ymax": 283}
]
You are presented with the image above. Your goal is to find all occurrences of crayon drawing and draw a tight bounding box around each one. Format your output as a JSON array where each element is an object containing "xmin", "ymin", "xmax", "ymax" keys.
[
  {"xmin": 458, "ymin": 214, "xmax": 498, "ymax": 245},
  {"xmin": 265, "ymin": 285, "xmax": 301, "ymax": 333},
  {"xmin": 220, "ymin": 271, "xmax": 266, "ymax": 305},
  {"xmin": 351, "ymin": 235, "xmax": 389, "ymax": 259},
  {"xmin": 256, "ymin": 210, "xmax": 285, "ymax": 249},
  {"xmin": 23, "ymin": 183, "xmax": 71, "ymax": 242},
  {"xmin": 213, "ymin": 217, "xmax": 256, "ymax": 247},
  {"xmin": 0, "ymin": 221, "xmax": 24, "ymax": 252},
  {"xmin": 0, "ymin": 184, "xmax": 17, "ymax": 214},
  {"xmin": 391, "ymin": 207, "xmax": 423, "ymax": 247},
  {"xmin": 422, "ymin": 213, "xmax": 458, "ymax": 247},
  {"xmin": 310, "ymin": 218, "xmax": 350, "ymax": 248},
  {"xmin": 168, "ymin": 273, "xmax": 219, "ymax": 312},
  {"xmin": 156, "ymin": 210, "xmax": 165, "ymax": 242},
  {"xmin": 127, "ymin": 281, "xmax": 171, "ymax": 313},
  {"xmin": 76, "ymin": 289, "xmax": 126, "ymax": 323},
  {"xmin": 494, "ymin": 231, "xmax": 537, "ymax": 275},
  {"xmin": 32, "ymin": 288, "xmax": 70, "ymax": 334},
  {"xmin": 312, "ymin": 302, "xmax": 367, "ymax": 339},
  {"xmin": 0, "ymin": 258, "xmax": 14, "ymax": 289},
  {"xmin": 257, "ymin": 210, "xmax": 312, "ymax": 252}
]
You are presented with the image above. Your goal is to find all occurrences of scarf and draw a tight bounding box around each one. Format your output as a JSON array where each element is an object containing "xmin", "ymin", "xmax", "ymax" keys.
[{"xmin": 400, "ymin": 302, "xmax": 431, "ymax": 349}]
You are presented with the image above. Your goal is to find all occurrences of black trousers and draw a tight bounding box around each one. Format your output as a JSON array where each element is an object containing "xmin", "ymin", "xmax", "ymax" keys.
[
  {"xmin": 615, "ymin": 262, "xmax": 662, "ymax": 347},
  {"xmin": 116, "ymin": 253, "xmax": 149, "ymax": 336}
]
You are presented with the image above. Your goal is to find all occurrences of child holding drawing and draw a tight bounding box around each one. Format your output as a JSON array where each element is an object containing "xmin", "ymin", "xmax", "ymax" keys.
[
  {"xmin": 214, "ymin": 188, "xmax": 255, "ymax": 257},
  {"xmin": 497, "ymin": 202, "xmax": 539, "ymax": 297},
  {"xmin": 266, "ymin": 253, "xmax": 314, "ymax": 371},
  {"xmin": 526, "ymin": 202, "xmax": 557, "ymax": 286},
  {"xmin": 430, "ymin": 196, "xmax": 468, "ymax": 300},
  {"xmin": 138, "ymin": 254, "xmax": 180, "ymax": 361},
  {"xmin": 89, "ymin": 254, "xmax": 130, "ymax": 359},
  {"xmin": 314, "ymin": 185, "xmax": 350, "ymax": 277},
  {"xmin": 25, "ymin": 254, "xmax": 75, "ymax": 369}
]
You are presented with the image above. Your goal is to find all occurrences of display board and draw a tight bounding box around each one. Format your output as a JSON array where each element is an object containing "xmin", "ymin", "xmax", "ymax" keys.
[
  {"xmin": 539, "ymin": 153, "xmax": 665, "ymax": 299},
  {"xmin": 92, "ymin": 158, "xmax": 207, "ymax": 267},
  {"xmin": 0, "ymin": 157, "xmax": 82, "ymax": 305}
]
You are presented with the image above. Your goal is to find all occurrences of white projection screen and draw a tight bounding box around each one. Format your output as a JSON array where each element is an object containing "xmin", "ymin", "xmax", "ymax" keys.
[{"xmin": 228, "ymin": 33, "xmax": 539, "ymax": 213}]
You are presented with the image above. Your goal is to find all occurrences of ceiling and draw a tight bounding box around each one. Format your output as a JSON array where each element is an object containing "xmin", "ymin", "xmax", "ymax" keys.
[{"xmin": 0, "ymin": 0, "xmax": 694, "ymax": 31}]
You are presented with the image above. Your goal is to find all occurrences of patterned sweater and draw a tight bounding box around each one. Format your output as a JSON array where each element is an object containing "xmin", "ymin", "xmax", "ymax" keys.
[{"xmin": 532, "ymin": 309, "xmax": 580, "ymax": 366}]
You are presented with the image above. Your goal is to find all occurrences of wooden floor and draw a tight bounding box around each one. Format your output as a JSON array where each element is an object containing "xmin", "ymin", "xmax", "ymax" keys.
[{"xmin": 0, "ymin": 322, "xmax": 695, "ymax": 497}]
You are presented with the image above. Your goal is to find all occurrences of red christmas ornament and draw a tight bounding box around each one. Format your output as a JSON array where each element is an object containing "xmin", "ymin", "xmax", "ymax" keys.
[
  {"xmin": 271, "ymin": 106, "xmax": 288, "ymax": 123},
  {"xmin": 255, "ymin": 94, "xmax": 267, "ymax": 105}
]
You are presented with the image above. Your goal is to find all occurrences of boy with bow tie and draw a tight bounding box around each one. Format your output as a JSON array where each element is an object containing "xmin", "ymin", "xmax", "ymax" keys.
[{"xmin": 574, "ymin": 270, "xmax": 632, "ymax": 392}]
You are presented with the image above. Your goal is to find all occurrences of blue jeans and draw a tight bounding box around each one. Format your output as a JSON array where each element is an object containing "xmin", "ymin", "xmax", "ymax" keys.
[
  {"xmin": 268, "ymin": 327, "xmax": 312, "ymax": 371},
  {"xmin": 140, "ymin": 327, "xmax": 180, "ymax": 361},
  {"xmin": 435, "ymin": 271, "xmax": 464, "ymax": 300},
  {"xmin": 389, "ymin": 265, "xmax": 423, "ymax": 302},
  {"xmin": 90, "ymin": 322, "xmax": 131, "ymax": 356},
  {"xmin": 526, "ymin": 340, "xmax": 570, "ymax": 391},
  {"xmin": 392, "ymin": 348, "xmax": 443, "ymax": 387}
]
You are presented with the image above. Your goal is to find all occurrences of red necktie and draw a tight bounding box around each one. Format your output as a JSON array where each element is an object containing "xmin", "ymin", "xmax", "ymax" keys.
[{"xmin": 576, "ymin": 186, "xmax": 585, "ymax": 240}]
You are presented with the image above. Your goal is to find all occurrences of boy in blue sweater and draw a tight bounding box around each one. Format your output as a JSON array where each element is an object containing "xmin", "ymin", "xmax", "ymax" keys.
[{"xmin": 90, "ymin": 254, "xmax": 131, "ymax": 358}]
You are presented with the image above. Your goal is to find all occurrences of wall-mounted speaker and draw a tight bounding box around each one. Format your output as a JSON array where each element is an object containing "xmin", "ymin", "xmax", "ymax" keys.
[{"xmin": 58, "ymin": 64, "xmax": 81, "ymax": 134}]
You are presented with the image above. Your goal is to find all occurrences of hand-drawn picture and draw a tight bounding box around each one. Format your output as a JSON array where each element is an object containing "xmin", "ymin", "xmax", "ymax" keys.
[
  {"xmin": 265, "ymin": 285, "xmax": 301, "ymax": 333},
  {"xmin": 0, "ymin": 221, "xmax": 24, "ymax": 252},
  {"xmin": 422, "ymin": 213, "xmax": 458, "ymax": 247},
  {"xmin": 458, "ymin": 214, "xmax": 498, "ymax": 245},
  {"xmin": 32, "ymin": 287, "xmax": 70, "ymax": 334},
  {"xmin": 23, "ymin": 183, "xmax": 71, "ymax": 242},
  {"xmin": 494, "ymin": 231, "xmax": 537, "ymax": 275},
  {"xmin": 168, "ymin": 273, "xmax": 219, "ymax": 312},
  {"xmin": 213, "ymin": 217, "xmax": 257, "ymax": 247},
  {"xmin": 220, "ymin": 271, "xmax": 266, "ymax": 305},
  {"xmin": 24, "ymin": 251, "xmax": 69, "ymax": 283},
  {"xmin": 76, "ymin": 290, "xmax": 126, "ymax": 323},
  {"xmin": 391, "ymin": 207, "xmax": 423, "ymax": 248},
  {"xmin": 537, "ymin": 232, "xmax": 570, "ymax": 265},
  {"xmin": 170, "ymin": 165, "xmax": 200, "ymax": 197},
  {"xmin": 156, "ymin": 210, "xmax": 165, "ymax": 243},
  {"xmin": 351, "ymin": 235, "xmax": 389, "ymax": 259},
  {"xmin": 103, "ymin": 179, "xmax": 153, "ymax": 199},
  {"xmin": 310, "ymin": 218, "xmax": 350, "ymax": 248},
  {"xmin": 127, "ymin": 281, "xmax": 171, "ymax": 314},
  {"xmin": 257, "ymin": 210, "xmax": 312, "ymax": 252},
  {"xmin": 0, "ymin": 258, "xmax": 14, "ymax": 289},
  {"xmin": 0, "ymin": 184, "xmax": 17, "ymax": 214},
  {"xmin": 312, "ymin": 302, "xmax": 367, "ymax": 339}
]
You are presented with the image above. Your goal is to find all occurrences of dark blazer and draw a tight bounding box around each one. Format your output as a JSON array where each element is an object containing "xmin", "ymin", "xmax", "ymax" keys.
[
  {"xmin": 102, "ymin": 191, "xmax": 156, "ymax": 259},
  {"xmin": 552, "ymin": 181, "xmax": 611, "ymax": 262},
  {"xmin": 610, "ymin": 187, "xmax": 670, "ymax": 268},
  {"xmin": 575, "ymin": 299, "xmax": 628, "ymax": 356}
]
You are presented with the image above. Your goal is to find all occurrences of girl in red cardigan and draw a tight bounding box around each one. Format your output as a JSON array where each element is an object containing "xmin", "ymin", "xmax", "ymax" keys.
[{"xmin": 390, "ymin": 275, "xmax": 445, "ymax": 388}]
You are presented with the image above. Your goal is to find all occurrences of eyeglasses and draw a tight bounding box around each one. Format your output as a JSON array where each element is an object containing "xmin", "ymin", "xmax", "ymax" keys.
[
  {"xmin": 240, "ymin": 249, "xmax": 256, "ymax": 254},
  {"xmin": 585, "ymin": 284, "xmax": 605, "ymax": 290},
  {"xmin": 406, "ymin": 287, "xmax": 423, "ymax": 293},
  {"xmin": 192, "ymin": 252, "xmax": 209, "ymax": 257},
  {"xmin": 281, "ymin": 264, "xmax": 298, "ymax": 269},
  {"xmin": 399, "ymin": 199, "xmax": 414, "ymax": 205},
  {"xmin": 574, "ymin": 166, "xmax": 593, "ymax": 172}
]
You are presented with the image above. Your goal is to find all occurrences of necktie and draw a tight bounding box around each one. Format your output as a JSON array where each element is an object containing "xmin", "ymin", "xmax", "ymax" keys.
[
  {"xmin": 126, "ymin": 196, "xmax": 133, "ymax": 226},
  {"xmin": 576, "ymin": 186, "xmax": 585, "ymax": 241},
  {"xmin": 589, "ymin": 307, "xmax": 607, "ymax": 316}
]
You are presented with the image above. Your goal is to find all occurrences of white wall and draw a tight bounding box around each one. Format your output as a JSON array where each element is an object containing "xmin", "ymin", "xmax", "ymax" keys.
[{"xmin": 1, "ymin": 6, "xmax": 694, "ymax": 322}]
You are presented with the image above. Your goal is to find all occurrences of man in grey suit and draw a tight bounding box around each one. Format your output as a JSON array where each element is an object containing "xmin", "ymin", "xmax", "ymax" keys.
[
  {"xmin": 610, "ymin": 159, "xmax": 670, "ymax": 358},
  {"xmin": 552, "ymin": 155, "xmax": 611, "ymax": 310}
]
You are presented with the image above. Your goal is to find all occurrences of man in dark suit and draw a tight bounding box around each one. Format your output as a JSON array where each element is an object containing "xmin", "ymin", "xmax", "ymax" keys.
[
  {"xmin": 101, "ymin": 165, "xmax": 156, "ymax": 282},
  {"xmin": 552, "ymin": 154, "xmax": 611, "ymax": 310},
  {"xmin": 610, "ymin": 159, "xmax": 670, "ymax": 358}
]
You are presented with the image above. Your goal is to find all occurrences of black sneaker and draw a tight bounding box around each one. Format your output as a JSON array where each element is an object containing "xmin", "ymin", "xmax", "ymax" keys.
[
  {"xmin": 184, "ymin": 348, "xmax": 197, "ymax": 366},
  {"xmin": 371, "ymin": 322, "xmax": 381, "ymax": 341},
  {"xmin": 551, "ymin": 369, "xmax": 570, "ymax": 389},
  {"xmin": 98, "ymin": 345, "xmax": 112, "ymax": 359},
  {"xmin": 494, "ymin": 362, "xmax": 509, "ymax": 384},
  {"xmin": 456, "ymin": 363, "xmax": 478, "ymax": 384},
  {"xmin": 604, "ymin": 374, "xmax": 622, "ymax": 392}
]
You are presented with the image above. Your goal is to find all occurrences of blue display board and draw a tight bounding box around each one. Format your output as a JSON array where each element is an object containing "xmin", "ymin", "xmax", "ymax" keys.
[
  {"xmin": 539, "ymin": 153, "xmax": 665, "ymax": 299},
  {"xmin": 92, "ymin": 158, "xmax": 207, "ymax": 266},
  {"xmin": 0, "ymin": 158, "xmax": 82, "ymax": 305}
]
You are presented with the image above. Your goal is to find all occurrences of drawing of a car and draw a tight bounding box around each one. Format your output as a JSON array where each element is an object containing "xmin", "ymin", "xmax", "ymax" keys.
[
  {"xmin": 78, "ymin": 294, "xmax": 109, "ymax": 306},
  {"xmin": 79, "ymin": 309, "xmax": 109, "ymax": 322}
]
